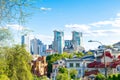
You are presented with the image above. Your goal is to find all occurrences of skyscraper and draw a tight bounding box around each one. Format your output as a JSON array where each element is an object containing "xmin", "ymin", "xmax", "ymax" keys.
[
  {"xmin": 21, "ymin": 34, "xmax": 32, "ymax": 53},
  {"xmin": 53, "ymin": 30, "xmax": 64, "ymax": 54},
  {"xmin": 31, "ymin": 38, "xmax": 46, "ymax": 55},
  {"xmin": 72, "ymin": 31, "xmax": 83, "ymax": 51}
]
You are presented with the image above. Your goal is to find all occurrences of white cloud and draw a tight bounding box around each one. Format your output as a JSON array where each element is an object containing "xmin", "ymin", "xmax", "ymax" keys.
[
  {"xmin": 90, "ymin": 13, "xmax": 120, "ymax": 28},
  {"xmin": 90, "ymin": 21, "xmax": 112, "ymax": 27},
  {"xmin": 65, "ymin": 24, "xmax": 90, "ymax": 31},
  {"xmin": 7, "ymin": 24, "xmax": 27, "ymax": 31},
  {"xmin": 112, "ymin": 18, "xmax": 120, "ymax": 27},
  {"xmin": 40, "ymin": 7, "xmax": 52, "ymax": 11},
  {"xmin": 117, "ymin": 13, "xmax": 120, "ymax": 17},
  {"xmin": 36, "ymin": 34, "xmax": 53, "ymax": 45}
]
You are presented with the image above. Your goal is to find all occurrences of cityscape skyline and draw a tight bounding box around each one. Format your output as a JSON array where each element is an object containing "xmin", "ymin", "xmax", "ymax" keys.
[{"xmin": 7, "ymin": 0, "xmax": 120, "ymax": 50}]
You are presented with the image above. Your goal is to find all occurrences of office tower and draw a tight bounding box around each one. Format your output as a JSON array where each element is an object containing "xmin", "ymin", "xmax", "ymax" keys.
[
  {"xmin": 21, "ymin": 34, "xmax": 32, "ymax": 53},
  {"xmin": 72, "ymin": 31, "xmax": 83, "ymax": 51},
  {"xmin": 31, "ymin": 38, "xmax": 46, "ymax": 55},
  {"xmin": 53, "ymin": 30, "xmax": 64, "ymax": 54}
]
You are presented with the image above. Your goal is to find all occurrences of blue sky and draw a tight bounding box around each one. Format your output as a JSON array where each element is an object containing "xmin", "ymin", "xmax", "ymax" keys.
[{"xmin": 8, "ymin": 0, "xmax": 120, "ymax": 50}]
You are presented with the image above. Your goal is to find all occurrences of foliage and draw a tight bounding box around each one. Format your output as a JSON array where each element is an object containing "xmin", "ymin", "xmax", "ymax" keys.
[
  {"xmin": 57, "ymin": 67, "xmax": 78, "ymax": 80},
  {"xmin": 56, "ymin": 73, "xmax": 69, "ymax": 80},
  {"xmin": 58, "ymin": 67, "xmax": 68, "ymax": 74},
  {"xmin": 33, "ymin": 75, "xmax": 49, "ymax": 80},
  {"xmin": 0, "ymin": 0, "xmax": 36, "ymax": 25},
  {"xmin": 69, "ymin": 69, "xmax": 78, "ymax": 79},
  {"xmin": 112, "ymin": 75, "xmax": 117, "ymax": 80},
  {"xmin": 0, "ymin": 45, "xmax": 33, "ymax": 80},
  {"xmin": 95, "ymin": 73, "xmax": 106, "ymax": 80},
  {"xmin": 86, "ymin": 51, "xmax": 93, "ymax": 55},
  {"xmin": 75, "ymin": 52, "xmax": 84, "ymax": 58},
  {"xmin": 0, "ymin": 28, "xmax": 12, "ymax": 46},
  {"xmin": 46, "ymin": 52, "xmax": 83, "ymax": 77},
  {"xmin": 0, "ymin": 74, "xmax": 10, "ymax": 80},
  {"xmin": 117, "ymin": 74, "xmax": 120, "ymax": 80}
]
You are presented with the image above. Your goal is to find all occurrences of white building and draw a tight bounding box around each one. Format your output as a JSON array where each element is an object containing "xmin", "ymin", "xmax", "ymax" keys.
[
  {"xmin": 21, "ymin": 34, "xmax": 33, "ymax": 53},
  {"xmin": 64, "ymin": 58, "xmax": 94, "ymax": 78}
]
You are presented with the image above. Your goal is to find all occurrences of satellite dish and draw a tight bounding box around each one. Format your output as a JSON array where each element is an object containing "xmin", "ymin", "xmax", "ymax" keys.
[{"xmin": 58, "ymin": 60, "xmax": 64, "ymax": 66}]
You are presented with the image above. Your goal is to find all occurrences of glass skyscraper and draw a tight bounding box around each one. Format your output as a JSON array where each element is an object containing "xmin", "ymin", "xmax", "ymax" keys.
[
  {"xmin": 72, "ymin": 31, "xmax": 83, "ymax": 51},
  {"xmin": 53, "ymin": 30, "xmax": 64, "ymax": 54}
]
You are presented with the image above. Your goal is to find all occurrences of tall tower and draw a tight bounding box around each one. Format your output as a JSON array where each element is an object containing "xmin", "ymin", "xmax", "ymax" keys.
[
  {"xmin": 72, "ymin": 31, "xmax": 83, "ymax": 51},
  {"xmin": 21, "ymin": 34, "xmax": 32, "ymax": 53},
  {"xmin": 31, "ymin": 38, "xmax": 46, "ymax": 55},
  {"xmin": 53, "ymin": 30, "xmax": 64, "ymax": 54}
]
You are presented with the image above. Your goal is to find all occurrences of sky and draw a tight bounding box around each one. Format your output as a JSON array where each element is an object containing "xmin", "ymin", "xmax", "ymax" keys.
[{"xmin": 8, "ymin": 0, "xmax": 120, "ymax": 50}]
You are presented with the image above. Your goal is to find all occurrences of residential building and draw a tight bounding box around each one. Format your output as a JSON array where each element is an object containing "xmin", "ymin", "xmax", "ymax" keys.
[
  {"xmin": 65, "ymin": 57, "xmax": 94, "ymax": 78},
  {"xmin": 31, "ymin": 55, "xmax": 48, "ymax": 77},
  {"xmin": 51, "ymin": 60, "xmax": 65, "ymax": 80},
  {"xmin": 85, "ymin": 50, "xmax": 120, "ymax": 77},
  {"xmin": 53, "ymin": 30, "xmax": 64, "ymax": 54},
  {"xmin": 113, "ymin": 42, "xmax": 120, "ymax": 51},
  {"xmin": 45, "ymin": 49, "xmax": 55, "ymax": 56}
]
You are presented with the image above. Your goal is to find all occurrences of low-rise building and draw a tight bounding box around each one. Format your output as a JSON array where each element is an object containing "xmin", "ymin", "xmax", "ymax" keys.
[{"xmin": 31, "ymin": 55, "xmax": 47, "ymax": 76}]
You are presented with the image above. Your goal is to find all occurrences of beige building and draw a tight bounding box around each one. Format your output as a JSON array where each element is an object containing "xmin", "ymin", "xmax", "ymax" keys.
[{"xmin": 31, "ymin": 55, "xmax": 47, "ymax": 76}]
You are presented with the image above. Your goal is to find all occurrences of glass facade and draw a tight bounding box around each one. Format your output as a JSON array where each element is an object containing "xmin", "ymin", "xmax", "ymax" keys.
[{"xmin": 53, "ymin": 30, "xmax": 64, "ymax": 54}]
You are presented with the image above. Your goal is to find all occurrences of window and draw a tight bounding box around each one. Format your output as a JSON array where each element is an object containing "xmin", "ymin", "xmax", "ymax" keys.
[
  {"xmin": 69, "ymin": 63, "xmax": 73, "ymax": 67},
  {"xmin": 79, "ymin": 70, "xmax": 81, "ymax": 74},
  {"xmin": 76, "ymin": 63, "xmax": 80, "ymax": 67}
]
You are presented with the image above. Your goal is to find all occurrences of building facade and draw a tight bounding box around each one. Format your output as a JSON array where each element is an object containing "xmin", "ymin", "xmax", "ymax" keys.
[
  {"xmin": 72, "ymin": 31, "xmax": 83, "ymax": 46},
  {"xmin": 31, "ymin": 38, "xmax": 46, "ymax": 55},
  {"xmin": 72, "ymin": 31, "xmax": 83, "ymax": 52},
  {"xmin": 31, "ymin": 56, "xmax": 48, "ymax": 77},
  {"xmin": 21, "ymin": 34, "xmax": 46, "ymax": 55},
  {"xmin": 53, "ymin": 30, "xmax": 64, "ymax": 54},
  {"xmin": 21, "ymin": 34, "xmax": 33, "ymax": 53}
]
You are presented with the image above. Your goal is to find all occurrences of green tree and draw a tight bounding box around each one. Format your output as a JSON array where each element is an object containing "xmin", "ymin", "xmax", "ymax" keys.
[
  {"xmin": 0, "ymin": 74, "xmax": 10, "ymax": 80},
  {"xmin": 86, "ymin": 51, "xmax": 93, "ymax": 55},
  {"xmin": 0, "ymin": 45, "xmax": 33, "ymax": 80},
  {"xmin": 0, "ymin": 28, "xmax": 12, "ymax": 46},
  {"xmin": 58, "ymin": 67, "xmax": 68, "ymax": 74},
  {"xmin": 74, "ymin": 52, "xmax": 84, "ymax": 58},
  {"xmin": 56, "ymin": 73, "xmax": 69, "ymax": 80},
  {"xmin": 0, "ymin": 0, "xmax": 36, "ymax": 25},
  {"xmin": 112, "ymin": 74, "xmax": 117, "ymax": 80},
  {"xmin": 95, "ymin": 73, "xmax": 106, "ymax": 80},
  {"xmin": 117, "ymin": 74, "xmax": 120, "ymax": 80},
  {"xmin": 69, "ymin": 69, "xmax": 78, "ymax": 79}
]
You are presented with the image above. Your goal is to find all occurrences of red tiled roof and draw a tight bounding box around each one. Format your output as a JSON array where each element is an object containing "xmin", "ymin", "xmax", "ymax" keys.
[
  {"xmin": 110, "ymin": 60, "xmax": 120, "ymax": 68},
  {"xmin": 84, "ymin": 70, "xmax": 99, "ymax": 76},
  {"xmin": 100, "ymin": 51, "xmax": 113, "ymax": 59},
  {"xmin": 117, "ymin": 55, "xmax": 120, "ymax": 60},
  {"xmin": 87, "ymin": 61, "xmax": 101, "ymax": 68}
]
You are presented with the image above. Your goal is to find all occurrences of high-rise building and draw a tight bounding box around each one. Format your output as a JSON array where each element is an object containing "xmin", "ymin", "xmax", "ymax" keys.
[
  {"xmin": 31, "ymin": 38, "xmax": 46, "ymax": 55},
  {"xmin": 65, "ymin": 40, "xmax": 73, "ymax": 49},
  {"xmin": 53, "ymin": 30, "xmax": 64, "ymax": 54},
  {"xmin": 21, "ymin": 34, "xmax": 46, "ymax": 55},
  {"xmin": 72, "ymin": 31, "xmax": 82, "ymax": 46},
  {"xmin": 72, "ymin": 31, "xmax": 83, "ymax": 51},
  {"xmin": 21, "ymin": 34, "xmax": 33, "ymax": 53}
]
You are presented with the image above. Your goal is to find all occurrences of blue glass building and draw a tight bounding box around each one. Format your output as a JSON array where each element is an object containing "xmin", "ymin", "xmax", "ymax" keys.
[{"xmin": 53, "ymin": 30, "xmax": 64, "ymax": 54}]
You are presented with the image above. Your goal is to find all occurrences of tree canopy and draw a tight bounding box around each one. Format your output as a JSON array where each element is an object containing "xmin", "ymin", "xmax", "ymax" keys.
[
  {"xmin": 0, "ymin": 45, "xmax": 33, "ymax": 80},
  {"xmin": 0, "ymin": 0, "xmax": 36, "ymax": 26}
]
